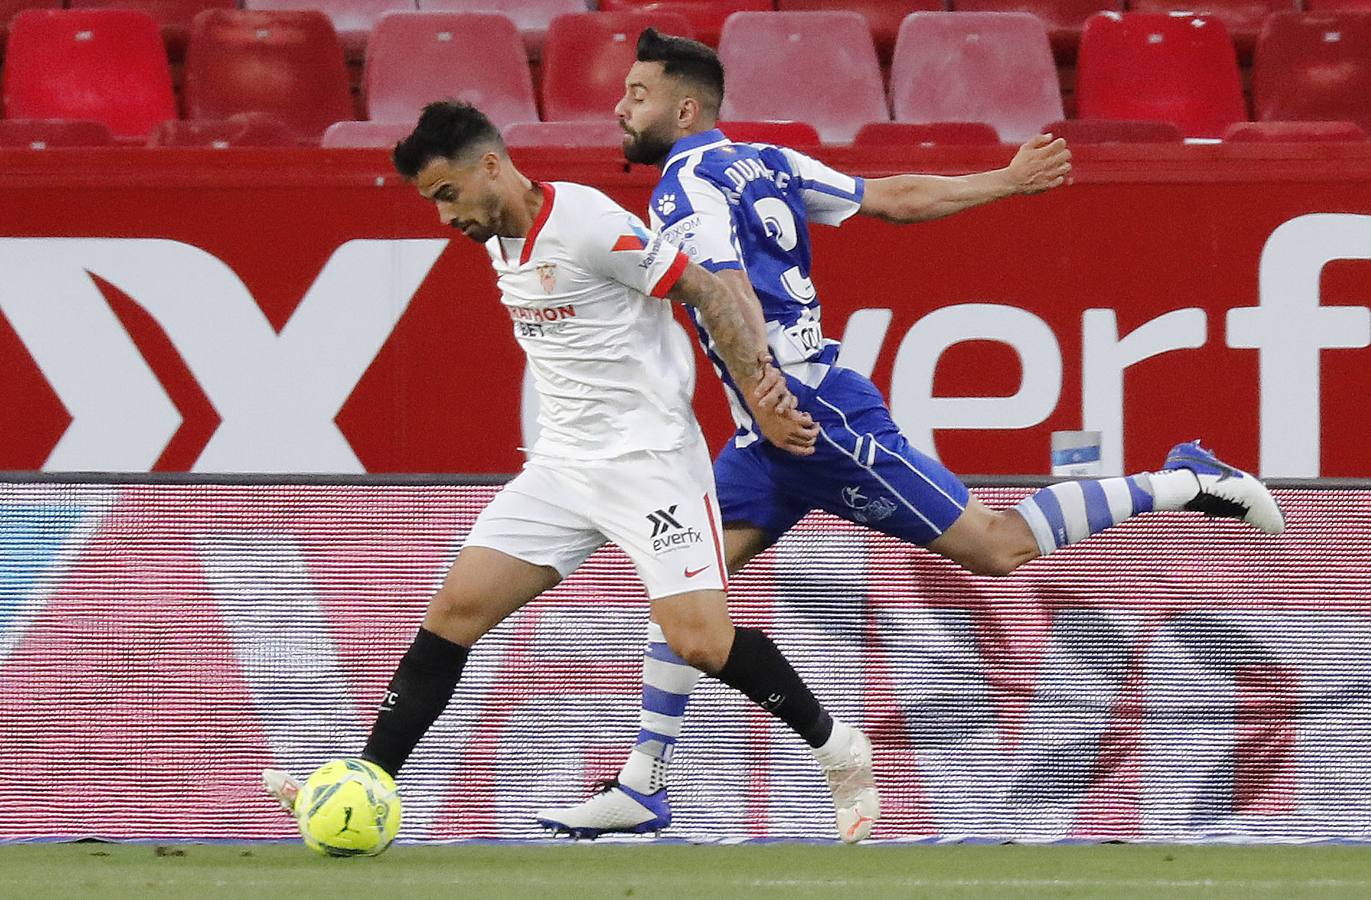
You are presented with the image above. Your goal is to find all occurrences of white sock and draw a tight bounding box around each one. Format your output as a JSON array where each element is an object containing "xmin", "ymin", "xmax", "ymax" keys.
[
  {"xmin": 618, "ymin": 621, "xmax": 702, "ymax": 795},
  {"xmin": 812, "ymin": 718, "xmax": 855, "ymax": 769}
]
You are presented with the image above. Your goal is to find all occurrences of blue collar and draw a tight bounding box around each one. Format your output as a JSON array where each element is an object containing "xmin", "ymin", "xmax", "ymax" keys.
[{"xmin": 663, "ymin": 129, "xmax": 730, "ymax": 171}]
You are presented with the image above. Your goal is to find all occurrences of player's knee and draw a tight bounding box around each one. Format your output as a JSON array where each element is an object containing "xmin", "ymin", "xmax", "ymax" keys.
[
  {"xmin": 425, "ymin": 586, "xmax": 492, "ymax": 644},
  {"xmin": 662, "ymin": 628, "xmax": 729, "ymax": 674}
]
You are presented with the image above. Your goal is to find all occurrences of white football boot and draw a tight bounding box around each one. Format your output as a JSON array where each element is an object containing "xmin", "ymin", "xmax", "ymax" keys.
[
  {"xmin": 536, "ymin": 779, "xmax": 672, "ymax": 839},
  {"xmin": 262, "ymin": 768, "xmax": 302, "ymax": 816},
  {"xmin": 822, "ymin": 727, "xmax": 880, "ymax": 844},
  {"xmin": 1162, "ymin": 440, "xmax": 1285, "ymax": 535}
]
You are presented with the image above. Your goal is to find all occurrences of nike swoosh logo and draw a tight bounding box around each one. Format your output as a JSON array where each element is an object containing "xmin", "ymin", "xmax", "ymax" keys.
[{"xmin": 684, "ymin": 565, "xmax": 709, "ymax": 578}]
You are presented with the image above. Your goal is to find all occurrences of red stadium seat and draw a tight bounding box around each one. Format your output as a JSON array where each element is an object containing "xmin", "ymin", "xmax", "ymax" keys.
[
  {"xmin": 185, "ymin": 10, "xmax": 354, "ymax": 143},
  {"xmin": 541, "ymin": 11, "xmax": 695, "ymax": 122},
  {"xmin": 67, "ymin": 0, "xmax": 233, "ymax": 58},
  {"xmin": 0, "ymin": 118, "xmax": 115, "ymax": 148},
  {"xmin": 598, "ymin": 0, "xmax": 773, "ymax": 47},
  {"xmin": 320, "ymin": 119, "xmax": 413, "ymax": 147},
  {"xmin": 1076, "ymin": 12, "xmax": 1245, "ymax": 138},
  {"xmin": 244, "ymin": 0, "xmax": 416, "ymax": 61},
  {"xmin": 1041, "ymin": 116, "xmax": 1184, "ymax": 141},
  {"xmin": 504, "ymin": 120, "xmax": 627, "ymax": 148},
  {"xmin": 719, "ymin": 120, "xmax": 823, "ymax": 148},
  {"xmin": 951, "ymin": 0, "xmax": 1120, "ymax": 59},
  {"xmin": 890, "ymin": 12, "xmax": 1062, "ymax": 143},
  {"xmin": 148, "ymin": 113, "xmax": 299, "ymax": 146},
  {"xmin": 1253, "ymin": 12, "xmax": 1371, "ymax": 135},
  {"xmin": 1127, "ymin": 0, "xmax": 1297, "ymax": 58},
  {"xmin": 414, "ymin": 0, "xmax": 585, "ymax": 58},
  {"xmin": 0, "ymin": 0, "xmax": 59, "ymax": 47},
  {"xmin": 1305, "ymin": 0, "xmax": 1371, "ymax": 8},
  {"xmin": 853, "ymin": 120, "xmax": 1002, "ymax": 145},
  {"xmin": 365, "ymin": 12, "xmax": 537, "ymax": 127},
  {"xmin": 718, "ymin": 11, "xmax": 888, "ymax": 144},
  {"xmin": 1224, "ymin": 120, "xmax": 1367, "ymax": 141},
  {"xmin": 775, "ymin": 0, "xmax": 944, "ymax": 63},
  {"xmin": 1, "ymin": 10, "xmax": 176, "ymax": 140}
]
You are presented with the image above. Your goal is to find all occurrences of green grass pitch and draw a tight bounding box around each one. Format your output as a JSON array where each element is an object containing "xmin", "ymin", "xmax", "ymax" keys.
[{"xmin": 5, "ymin": 843, "xmax": 1371, "ymax": 899}]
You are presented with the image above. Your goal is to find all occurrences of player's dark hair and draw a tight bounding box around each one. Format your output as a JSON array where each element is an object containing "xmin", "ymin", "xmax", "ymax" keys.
[
  {"xmin": 636, "ymin": 27, "xmax": 724, "ymax": 118},
  {"xmin": 392, "ymin": 100, "xmax": 506, "ymax": 179}
]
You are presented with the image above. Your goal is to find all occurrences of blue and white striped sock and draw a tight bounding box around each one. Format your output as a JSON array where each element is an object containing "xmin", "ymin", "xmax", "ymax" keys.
[
  {"xmin": 1013, "ymin": 470, "xmax": 1198, "ymax": 555},
  {"xmin": 619, "ymin": 621, "xmax": 702, "ymax": 795}
]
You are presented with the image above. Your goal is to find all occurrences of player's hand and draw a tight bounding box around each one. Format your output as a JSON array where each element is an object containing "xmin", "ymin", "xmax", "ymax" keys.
[
  {"xmin": 750, "ymin": 362, "xmax": 819, "ymax": 456},
  {"xmin": 1007, "ymin": 133, "xmax": 1072, "ymax": 195}
]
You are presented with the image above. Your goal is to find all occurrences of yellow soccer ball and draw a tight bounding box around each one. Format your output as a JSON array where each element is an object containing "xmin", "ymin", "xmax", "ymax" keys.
[{"xmin": 295, "ymin": 758, "xmax": 402, "ymax": 857}]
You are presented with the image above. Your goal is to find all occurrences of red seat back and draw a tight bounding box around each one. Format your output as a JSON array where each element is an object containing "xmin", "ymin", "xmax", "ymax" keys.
[
  {"xmin": 542, "ymin": 11, "xmax": 695, "ymax": 122},
  {"xmin": 244, "ymin": 0, "xmax": 416, "ymax": 60},
  {"xmin": 1253, "ymin": 12, "xmax": 1371, "ymax": 134},
  {"xmin": 598, "ymin": 0, "xmax": 773, "ymax": 46},
  {"xmin": 891, "ymin": 12, "xmax": 1062, "ymax": 143},
  {"xmin": 1128, "ymin": 0, "xmax": 1298, "ymax": 55},
  {"xmin": 185, "ymin": 10, "xmax": 354, "ymax": 142},
  {"xmin": 2, "ymin": 9, "xmax": 176, "ymax": 138},
  {"xmin": 1224, "ymin": 119, "xmax": 1367, "ymax": 141},
  {"xmin": 1077, "ymin": 11, "xmax": 1245, "ymax": 138},
  {"xmin": 775, "ymin": 0, "xmax": 944, "ymax": 62},
  {"xmin": 67, "ymin": 0, "xmax": 234, "ymax": 57},
  {"xmin": 951, "ymin": 0, "xmax": 1120, "ymax": 58},
  {"xmin": 365, "ymin": 12, "xmax": 537, "ymax": 127},
  {"xmin": 320, "ymin": 119, "xmax": 414, "ymax": 147},
  {"xmin": 719, "ymin": 120, "xmax": 823, "ymax": 149},
  {"xmin": 1041, "ymin": 116, "xmax": 1184, "ymax": 141},
  {"xmin": 853, "ymin": 120, "xmax": 1002, "ymax": 145},
  {"xmin": 414, "ymin": 0, "xmax": 585, "ymax": 57},
  {"xmin": 149, "ymin": 113, "xmax": 299, "ymax": 146},
  {"xmin": 719, "ymin": 11, "xmax": 888, "ymax": 143},
  {"xmin": 0, "ymin": 118, "xmax": 115, "ymax": 148}
]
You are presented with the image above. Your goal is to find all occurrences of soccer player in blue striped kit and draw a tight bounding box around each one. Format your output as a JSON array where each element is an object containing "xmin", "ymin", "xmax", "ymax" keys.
[{"xmin": 536, "ymin": 28, "xmax": 1287, "ymax": 839}]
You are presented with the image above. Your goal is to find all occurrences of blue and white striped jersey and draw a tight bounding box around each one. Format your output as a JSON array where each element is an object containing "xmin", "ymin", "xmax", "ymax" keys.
[{"xmin": 648, "ymin": 128, "xmax": 865, "ymax": 446}]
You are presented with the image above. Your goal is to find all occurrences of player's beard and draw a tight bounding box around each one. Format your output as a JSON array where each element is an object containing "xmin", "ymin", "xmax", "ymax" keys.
[{"xmin": 621, "ymin": 121, "xmax": 674, "ymax": 167}]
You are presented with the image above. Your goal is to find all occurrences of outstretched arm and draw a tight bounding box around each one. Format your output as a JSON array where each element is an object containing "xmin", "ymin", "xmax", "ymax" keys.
[
  {"xmin": 668, "ymin": 263, "xmax": 819, "ymax": 456},
  {"xmin": 859, "ymin": 134, "xmax": 1072, "ymax": 225}
]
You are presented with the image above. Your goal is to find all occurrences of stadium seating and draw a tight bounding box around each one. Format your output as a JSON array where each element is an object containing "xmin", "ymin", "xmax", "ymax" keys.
[
  {"xmin": 365, "ymin": 12, "xmax": 538, "ymax": 127},
  {"xmin": 775, "ymin": 0, "xmax": 944, "ymax": 63},
  {"xmin": 1252, "ymin": 12, "xmax": 1371, "ymax": 135},
  {"xmin": 718, "ymin": 11, "xmax": 888, "ymax": 143},
  {"xmin": 719, "ymin": 120, "xmax": 823, "ymax": 148},
  {"xmin": 1224, "ymin": 120, "xmax": 1367, "ymax": 141},
  {"xmin": 0, "ymin": 118, "xmax": 115, "ymax": 148},
  {"xmin": 890, "ymin": 12, "xmax": 1062, "ymax": 143},
  {"xmin": 504, "ymin": 120, "xmax": 627, "ymax": 148},
  {"xmin": 0, "ymin": 0, "xmax": 58, "ymax": 41},
  {"xmin": 147, "ymin": 113, "xmax": 299, "ymax": 146},
  {"xmin": 66, "ymin": 0, "xmax": 232, "ymax": 58},
  {"xmin": 244, "ymin": 0, "xmax": 416, "ymax": 61},
  {"xmin": 598, "ymin": 0, "xmax": 774, "ymax": 46},
  {"xmin": 1127, "ymin": 0, "xmax": 1297, "ymax": 58},
  {"xmin": 185, "ymin": 10, "xmax": 354, "ymax": 143},
  {"xmin": 2, "ymin": 10, "xmax": 177, "ymax": 140},
  {"xmin": 320, "ymin": 119, "xmax": 412, "ymax": 146},
  {"xmin": 1076, "ymin": 12, "xmax": 1245, "ymax": 138},
  {"xmin": 951, "ymin": 0, "xmax": 1120, "ymax": 59},
  {"xmin": 1305, "ymin": 0, "xmax": 1371, "ymax": 8},
  {"xmin": 541, "ymin": 11, "xmax": 695, "ymax": 122},
  {"xmin": 1041, "ymin": 116, "xmax": 1184, "ymax": 141},
  {"xmin": 853, "ymin": 120, "xmax": 1002, "ymax": 145},
  {"xmin": 414, "ymin": 0, "xmax": 585, "ymax": 57}
]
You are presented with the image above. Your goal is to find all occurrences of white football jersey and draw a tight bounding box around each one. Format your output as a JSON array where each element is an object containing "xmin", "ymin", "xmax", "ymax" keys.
[{"xmin": 487, "ymin": 181, "xmax": 696, "ymax": 460}]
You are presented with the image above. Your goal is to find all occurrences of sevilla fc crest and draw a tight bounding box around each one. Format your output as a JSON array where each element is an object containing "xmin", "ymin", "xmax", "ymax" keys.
[{"xmin": 536, "ymin": 262, "xmax": 558, "ymax": 294}]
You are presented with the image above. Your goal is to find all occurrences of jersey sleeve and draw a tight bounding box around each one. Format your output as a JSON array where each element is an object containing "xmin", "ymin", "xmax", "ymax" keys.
[
  {"xmin": 653, "ymin": 168, "xmax": 743, "ymax": 273},
  {"xmin": 580, "ymin": 203, "xmax": 690, "ymax": 299},
  {"xmin": 778, "ymin": 147, "xmax": 866, "ymax": 227}
]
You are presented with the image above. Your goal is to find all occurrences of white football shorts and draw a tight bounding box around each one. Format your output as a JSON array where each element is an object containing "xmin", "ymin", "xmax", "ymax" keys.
[{"xmin": 463, "ymin": 436, "xmax": 728, "ymax": 599}]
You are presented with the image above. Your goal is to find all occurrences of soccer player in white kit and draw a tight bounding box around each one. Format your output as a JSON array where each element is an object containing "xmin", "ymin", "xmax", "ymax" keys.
[{"xmin": 263, "ymin": 100, "xmax": 879, "ymax": 841}]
